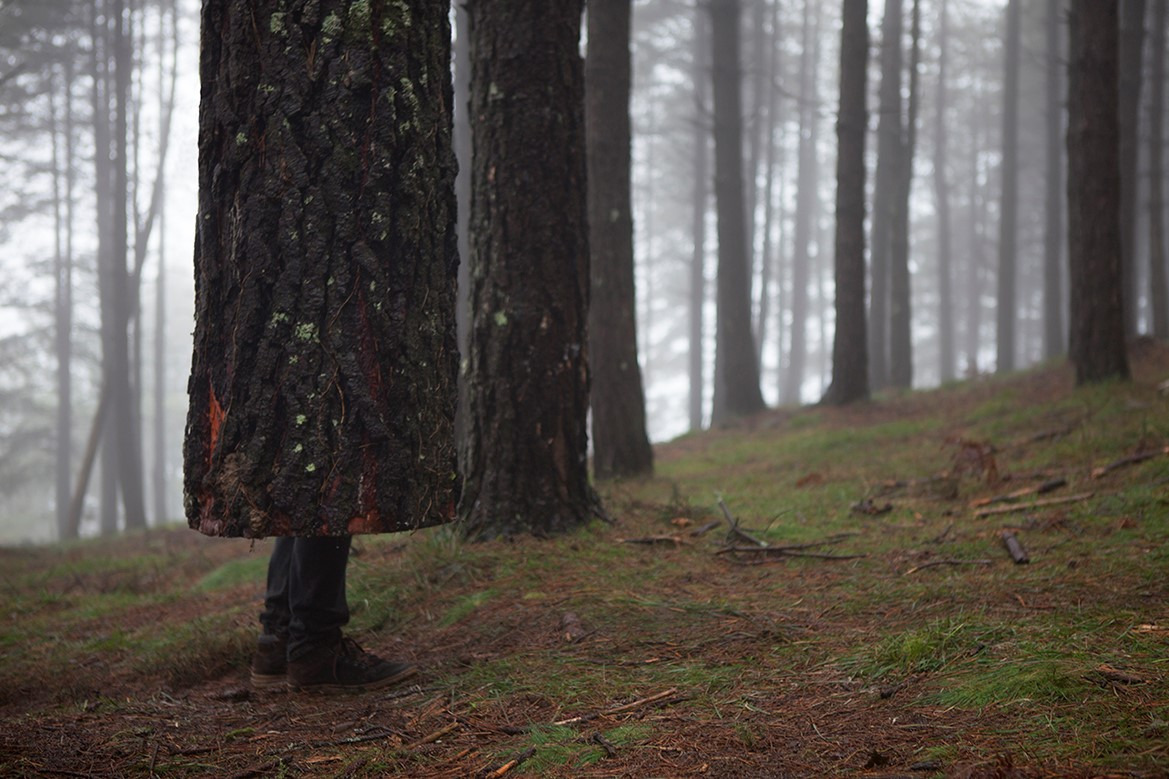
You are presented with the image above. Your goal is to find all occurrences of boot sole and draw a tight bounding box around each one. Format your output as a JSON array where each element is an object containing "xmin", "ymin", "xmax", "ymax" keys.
[
  {"xmin": 290, "ymin": 664, "xmax": 418, "ymax": 695},
  {"xmin": 250, "ymin": 671, "xmax": 289, "ymax": 691}
]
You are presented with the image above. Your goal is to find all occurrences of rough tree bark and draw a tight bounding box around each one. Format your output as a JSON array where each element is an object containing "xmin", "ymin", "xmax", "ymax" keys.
[
  {"xmin": 822, "ymin": 0, "xmax": 869, "ymax": 406},
  {"xmin": 1067, "ymin": 0, "xmax": 1130, "ymax": 384},
  {"xmin": 997, "ymin": 0, "xmax": 1021, "ymax": 374},
  {"xmin": 185, "ymin": 1, "xmax": 459, "ymax": 538},
  {"xmin": 586, "ymin": 0, "xmax": 653, "ymax": 480},
  {"xmin": 459, "ymin": 0, "xmax": 600, "ymax": 539},
  {"xmin": 709, "ymin": 0, "xmax": 765, "ymax": 424}
]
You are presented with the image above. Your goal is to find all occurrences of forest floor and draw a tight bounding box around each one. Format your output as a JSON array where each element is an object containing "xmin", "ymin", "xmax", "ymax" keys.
[{"xmin": 3, "ymin": 343, "xmax": 1169, "ymax": 778}]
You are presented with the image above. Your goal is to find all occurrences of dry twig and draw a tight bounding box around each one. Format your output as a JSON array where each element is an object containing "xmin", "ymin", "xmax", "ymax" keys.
[
  {"xmin": 903, "ymin": 558, "xmax": 993, "ymax": 575},
  {"xmin": 973, "ymin": 492, "xmax": 1094, "ymax": 518}
]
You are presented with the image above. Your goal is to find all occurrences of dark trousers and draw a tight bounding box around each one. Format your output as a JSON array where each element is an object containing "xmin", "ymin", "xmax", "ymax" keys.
[{"xmin": 260, "ymin": 536, "xmax": 352, "ymax": 660}]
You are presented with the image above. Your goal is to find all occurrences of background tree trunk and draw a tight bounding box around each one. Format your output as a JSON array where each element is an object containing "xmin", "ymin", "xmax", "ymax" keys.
[
  {"xmin": 823, "ymin": 0, "xmax": 869, "ymax": 406},
  {"xmin": 1067, "ymin": 0, "xmax": 1129, "ymax": 384},
  {"xmin": 185, "ymin": 0, "xmax": 459, "ymax": 538},
  {"xmin": 1119, "ymin": 0, "xmax": 1146, "ymax": 336},
  {"xmin": 1044, "ymin": 0, "xmax": 1066, "ymax": 359},
  {"xmin": 869, "ymin": 0, "xmax": 903, "ymax": 392},
  {"xmin": 460, "ymin": 0, "xmax": 599, "ymax": 539},
  {"xmin": 709, "ymin": 0, "xmax": 765, "ymax": 424},
  {"xmin": 1149, "ymin": 0, "xmax": 1169, "ymax": 338},
  {"xmin": 689, "ymin": 9, "xmax": 709, "ymax": 432},
  {"xmin": 888, "ymin": 0, "xmax": 920, "ymax": 389},
  {"xmin": 587, "ymin": 0, "xmax": 654, "ymax": 480},
  {"xmin": 453, "ymin": 2, "xmax": 472, "ymax": 449},
  {"xmin": 997, "ymin": 0, "xmax": 1021, "ymax": 375},
  {"xmin": 782, "ymin": 0, "xmax": 819, "ymax": 406},
  {"xmin": 934, "ymin": 0, "xmax": 955, "ymax": 383}
]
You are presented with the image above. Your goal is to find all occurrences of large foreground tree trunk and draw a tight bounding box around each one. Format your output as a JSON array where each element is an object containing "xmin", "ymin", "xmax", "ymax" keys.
[
  {"xmin": 586, "ymin": 0, "xmax": 653, "ymax": 480},
  {"xmin": 185, "ymin": 1, "xmax": 459, "ymax": 537},
  {"xmin": 1149, "ymin": 0, "xmax": 1169, "ymax": 338},
  {"xmin": 1067, "ymin": 0, "xmax": 1129, "ymax": 384},
  {"xmin": 822, "ymin": 0, "xmax": 869, "ymax": 406},
  {"xmin": 459, "ymin": 0, "xmax": 600, "ymax": 539}
]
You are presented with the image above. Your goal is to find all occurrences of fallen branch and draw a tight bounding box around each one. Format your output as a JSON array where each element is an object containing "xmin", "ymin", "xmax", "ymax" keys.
[
  {"xmin": 480, "ymin": 747, "xmax": 536, "ymax": 778},
  {"xmin": 851, "ymin": 498, "xmax": 893, "ymax": 516},
  {"xmin": 1000, "ymin": 530, "xmax": 1030, "ymax": 564},
  {"xmin": 405, "ymin": 721, "xmax": 459, "ymax": 750},
  {"xmin": 552, "ymin": 688, "xmax": 680, "ymax": 727},
  {"xmin": 973, "ymin": 492, "xmax": 1094, "ymax": 518},
  {"xmin": 590, "ymin": 732, "xmax": 618, "ymax": 758},
  {"xmin": 689, "ymin": 519, "xmax": 722, "ymax": 537},
  {"xmin": 716, "ymin": 546, "xmax": 865, "ymax": 561},
  {"xmin": 619, "ymin": 535, "xmax": 684, "ymax": 547},
  {"xmin": 1091, "ymin": 448, "xmax": 1169, "ymax": 479},
  {"xmin": 717, "ymin": 498, "xmax": 767, "ymax": 547},
  {"xmin": 903, "ymin": 558, "xmax": 993, "ymax": 575},
  {"xmin": 969, "ymin": 477, "xmax": 1067, "ymax": 508}
]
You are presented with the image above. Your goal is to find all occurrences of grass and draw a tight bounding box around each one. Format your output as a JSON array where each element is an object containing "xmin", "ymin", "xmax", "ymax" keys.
[{"xmin": 3, "ymin": 350, "xmax": 1169, "ymax": 776}]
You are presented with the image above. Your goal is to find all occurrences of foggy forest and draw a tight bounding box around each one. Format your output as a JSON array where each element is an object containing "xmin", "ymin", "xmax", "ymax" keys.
[{"xmin": 0, "ymin": 0, "xmax": 1155, "ymax": 539}]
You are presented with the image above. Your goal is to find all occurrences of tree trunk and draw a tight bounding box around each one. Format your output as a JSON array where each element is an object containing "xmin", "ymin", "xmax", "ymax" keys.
[
  {"xmin": 460, "ymin": 0, "xmax": 599, "ymax": 539},
  {"xmin": 689, "ymin": 9, "xmax": 709, "ymax": 432},
  {"xmin": 869, "ymin": 0, "xmax": 903, "ymax": 392},
  {"xmin": 50, "ymin": 64, "xmax": 74, "ymax": 541},
  {"xmin": 185, "ymin": 0, "xmax": 459, "ymax": 538},
  {"xmin": 1119, "ymin": 0, "xmax": 1147, "ymax": 335},
  {"xmin": 1044, "ymin": 0, "xmax": 1066, "ymax": 359},
  {"xmin": 113, "ymin": 0, "xmax": 147, "ymax": 531},
  {"xmin": 586, "ymin": 0, "xmax": 653, "ymax": 480},
  {"xmin": 453, "ymin": 2, "xmax": 472, "ymax": 448},
  {"xmin": 92, "ymin": 0, "xmax": 118, "ymax": 536},
  {"xmin": 997, "ymin": 0, "xmax": 1021, "ymax": 374},
  {"xmin": 1149, "ymin": 0, "xmax": 1169, "ymax": 338},
  {"xmin": 709, "ymin": 0, "xmax": 765, "ymax": 424},
  {"xmin": 1067, "ymin": 0, "xmax": 1130, "ymax": 384},
  {"xmin": 888, "ymin": 0, "xmax": 920, "ymax": 389},
  {"xmin": 754, "ymin": 0, "xmax": 782, "ymax": 375},
  {"xmin": 822, "ymin": 0, "xmax": 869, "ymax": 406},
  {"xmin": 783, "ymin": 0, "xmax": 819, "ymax": 406},
  {"xmin": 934, "ymin": 0, "xmax": 956, "ymax": 383}
]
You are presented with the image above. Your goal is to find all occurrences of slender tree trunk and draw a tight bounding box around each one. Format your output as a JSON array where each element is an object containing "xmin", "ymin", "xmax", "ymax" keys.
[
  {"xmin": 1120, "ymin": 0, "xmax": 1147, "ymax": 335},
  {"xmin": 1149, "ymin": 0, "xmax": 1169, "ymax": 338},
  {"xmin": 709, "ymin": 0, "xmax": 765, "ymax": 423},
  {"xmin": 1044, "ymin": 0, "xmax": 1066, "ymax": 359},
  {"xmin": 460, "ymin": 0, "xmax": 600, "ymax": 539},
  {"xmin": 587, "ymin": 0, "xmax": 653, "ymax": 479},
  {"xmin": 888, "ymin": 0, "xmax": 920, "ymax": 389},
  {"xmin": 112, "ymin": 0, "xmax": 147, "ymax": 531},
  {"xmin": 92, "ymin": 0, "xmax": 118, "ymax": 536},
  {"xmin": 453, "ymin": 2, "xmax": 471, "ymax": 447},
  {"xmin": 822, "ymin": 0, "xmax": 869, "ymax": 406},
  {"xmin": 50, "ymin": 66, "xmax": 74, "ymax": 542},
  {"xmin": 689, "ymin": 10, "xmax": 709, "ymax": 432},
  {"xmin": 186, "ymin": 0, "xmax": 459, "ymax": 538},
  {"xmin": 783, "ymin": 0, "xmax": 819, "ymax": 405},
  {"xmin": 1067, "ymin": 0, "xmax": 1129, "ymax": 384},
  {"xmin": 934, "ymin": 0, "xmax": 956, "ymax": 382},
  {"xmin": 869, "ymin": 0, "xmax": 903, "ymax": 392},
  {"xmin": 754, "ymin": 0, "xmax": 781, "ymax": 375},
  {"xmin": 965, "ymin": 90, "xmax": 986, "ymax": 376},
  {"xmin": 997, "ymin": 0, "xmax": 1021, "ymax": 374}
]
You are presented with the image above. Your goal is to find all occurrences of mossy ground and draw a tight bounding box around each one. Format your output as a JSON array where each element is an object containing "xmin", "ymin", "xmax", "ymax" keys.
[{"xmin": 2, "ymin": 342, "xmax": 1169, "ymax": 777}]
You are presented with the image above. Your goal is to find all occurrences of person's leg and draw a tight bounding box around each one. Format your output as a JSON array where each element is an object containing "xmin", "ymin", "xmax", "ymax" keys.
[
  {"xmin": 286, "ymin": 535, "xmax": 352, "ymax": 659},
  {"xmin": 285, "ymin": 535, "xmax": 417, "ymax": 693},
  {"xmin": 259, "ymin": 537, "xmax": 295, "ymax": 636},
  {"xmin": 251, "ymin": 537, "xmax": 295, "ymax": 689}
]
